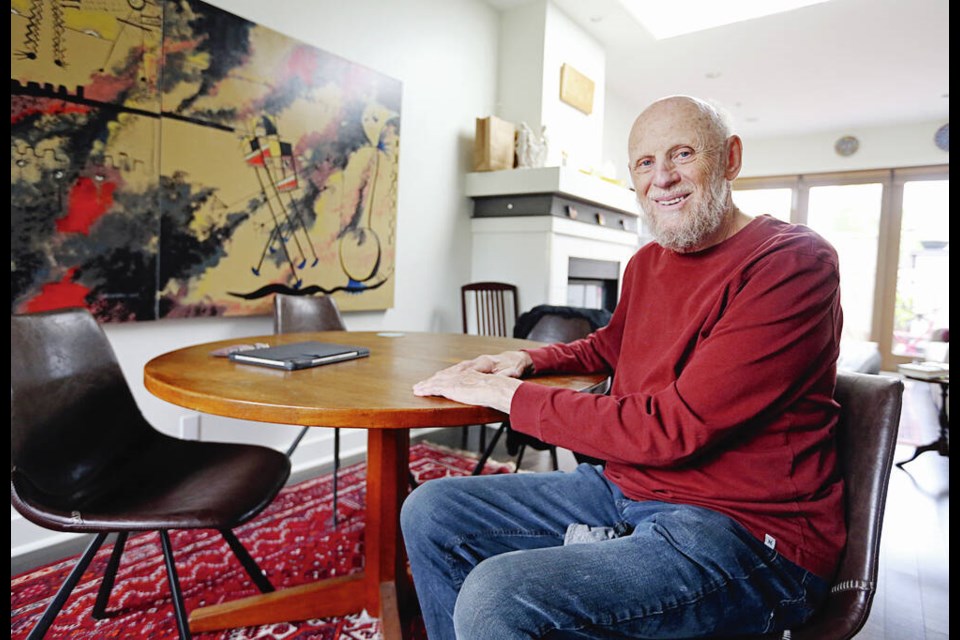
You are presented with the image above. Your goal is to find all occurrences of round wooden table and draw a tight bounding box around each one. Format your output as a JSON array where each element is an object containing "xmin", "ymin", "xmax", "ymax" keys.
[{"xmin": 144, "ymin": 331, "xmax": 607, "ymax": 639}]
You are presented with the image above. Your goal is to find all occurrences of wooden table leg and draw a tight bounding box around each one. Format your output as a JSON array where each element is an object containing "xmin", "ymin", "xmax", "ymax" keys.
[
  {"xmin": 366, "ymin": 429, "xmax": 411, "ymax": 639},
  {"xmin": 189, "ymin": 428, "xmax": 412, "ymax": 637}
]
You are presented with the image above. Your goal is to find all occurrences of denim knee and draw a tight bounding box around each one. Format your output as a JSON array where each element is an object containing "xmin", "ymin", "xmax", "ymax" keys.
[
  {"xmin": 454, "ymin": 553, "xmax": 532, "ymax": 640},
  {"xmin": 401, "ymin": 475, "xmax": 456, "ymax": 539}
]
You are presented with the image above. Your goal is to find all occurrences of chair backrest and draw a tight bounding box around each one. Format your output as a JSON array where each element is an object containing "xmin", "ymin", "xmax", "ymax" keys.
[
  {"xmin": 514, "ymin": 304, "xmax": 612, "ymax": 341},
  {"xmin": 504, "ymin": 310, "xmax": 604, "ymax": 458},
  {"xmin": 273, "ymin": 293, "xmax": 347, "ymax": 334},
  {"xmin": 790, "ymin": 371, "xmax": 903, "ymax": 640},
  {"xmin": 525, "ymin": 314, "xmax": 594, "ymax": 344},
  {"xmin": 11, "ymin": 308, "xmax": 153, "ymax": 511},
  {"xmin": 461, "ymin": 282, "xmax": 519, "ymax": 337}
]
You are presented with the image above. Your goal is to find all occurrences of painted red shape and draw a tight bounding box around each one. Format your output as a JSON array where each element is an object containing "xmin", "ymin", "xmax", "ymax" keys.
[
  {"xmin": 57, "ymin": 177, "xmax": 116, "ymax": 234},
  {"xmin": 23, "ymin": 268, "xmax": 91, "ymax": 312}
]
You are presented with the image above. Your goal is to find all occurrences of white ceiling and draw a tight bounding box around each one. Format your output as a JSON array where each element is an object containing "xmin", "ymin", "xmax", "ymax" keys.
[{"xmin": 484, "ymin": 0, "xmax": 949, "ymax": 138}]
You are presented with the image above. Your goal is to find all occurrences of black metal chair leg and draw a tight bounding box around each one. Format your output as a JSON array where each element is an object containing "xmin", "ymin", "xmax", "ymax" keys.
[
  {"xmin": 332, "ymin": 427, "xmax": 340, "ymax": 528},
  {"xmin": 472, "ymin": 421, "xmax": 508, "ymax": 475},
  {"xmin": 285, "ymin": 426, "xmax": 310, "ymax": 458},
  {"xmin": 27, "ymin": 532, "xmax": 109, "ymax": 640},
  {"xmin": 92, "ymin": 532, "xmax": 129, "ymax": 619},
  {"xmin": 514, "ymin": 444, "xmax": 527, "ymax": 471},
  {"xmin": 158, "ymin": 531, "xmax": 191, "ymax": 640},
  {"xmin": 549, "ymin": 446, "xmax": 559, "ymax": 471},
  {"xmin": 219, "ymin": 529, "xmax": 274, "ymax": 593}
]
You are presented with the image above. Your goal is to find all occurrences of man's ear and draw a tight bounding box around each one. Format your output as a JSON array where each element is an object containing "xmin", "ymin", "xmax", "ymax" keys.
[{"xmin": 724, "ymin": 135, "xmax": 743, "ymax": 180}]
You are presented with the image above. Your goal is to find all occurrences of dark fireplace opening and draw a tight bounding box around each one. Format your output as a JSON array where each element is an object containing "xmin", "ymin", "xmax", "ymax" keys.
[{"xmin": 567, "ymin": 257, "xmax": 619, "ymax": 312}]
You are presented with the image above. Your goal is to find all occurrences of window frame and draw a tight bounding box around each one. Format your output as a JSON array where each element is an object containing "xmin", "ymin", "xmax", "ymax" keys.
[{"xmin": 734, "ymin": 164, "xmax": 949, "ymax": 371}]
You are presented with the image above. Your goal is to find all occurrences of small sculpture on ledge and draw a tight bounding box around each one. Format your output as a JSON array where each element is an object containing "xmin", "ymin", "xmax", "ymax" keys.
[{"xmin": 516, "ymin": 122, "xmax": 548, "ymax": 168}]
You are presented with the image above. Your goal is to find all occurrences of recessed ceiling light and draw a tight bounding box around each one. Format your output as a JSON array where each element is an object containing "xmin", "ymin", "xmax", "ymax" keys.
[{"xmin": 620, "ymin": 0, "xmax": 833, "ymax": 40}]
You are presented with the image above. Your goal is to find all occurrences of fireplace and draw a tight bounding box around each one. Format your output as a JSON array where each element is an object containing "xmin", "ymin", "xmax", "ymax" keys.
[
  {"xmin": 567, "ymin": 257, "xmax": 619, "ymax": 312},
  {"xmin": 466, "ymin": 167, "xmax": 642, "ymax": 314}
]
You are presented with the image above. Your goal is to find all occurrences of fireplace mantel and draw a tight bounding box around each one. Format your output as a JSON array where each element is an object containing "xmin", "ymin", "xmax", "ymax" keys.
[
  {"xmin": 465, "ymin": 167, "xmax": 642, "ymax": 312},
  {"xmin": 465, "ymin": 166, "xmax": 637, "ymax": 215}
]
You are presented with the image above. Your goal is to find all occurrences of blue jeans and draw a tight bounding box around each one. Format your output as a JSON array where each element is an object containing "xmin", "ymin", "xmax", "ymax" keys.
[{"xmin": 400, "ymin": 464, "xmax": 827, "ymax": 639}]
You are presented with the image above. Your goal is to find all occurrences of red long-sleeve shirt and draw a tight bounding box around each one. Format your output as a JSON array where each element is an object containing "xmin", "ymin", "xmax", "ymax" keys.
[{"xmin": 510, "ymin": 215, "xmax": 845, "ymax": 579}]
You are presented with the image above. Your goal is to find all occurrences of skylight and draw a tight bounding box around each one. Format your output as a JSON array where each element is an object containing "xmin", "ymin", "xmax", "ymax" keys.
[{"xmin": 619, "ymin": 0, "xmax": 833, "ymax": 40}]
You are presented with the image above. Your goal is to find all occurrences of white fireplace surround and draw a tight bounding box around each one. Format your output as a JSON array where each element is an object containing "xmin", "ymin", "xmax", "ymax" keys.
[{"xmin": 466, "ymin": 167, "xmax": 643, "ymax": 313}]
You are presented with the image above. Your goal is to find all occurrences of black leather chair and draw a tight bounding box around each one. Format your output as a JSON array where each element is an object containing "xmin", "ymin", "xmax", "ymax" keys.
[
  {"xmin": 273, "ymin": 292, "xmax": 347, "ymax": 454},
  {"xmin": 272, "ymin": 293, "xmax": 349, "ymax": 525},
  {"xmin": 273, "ymin": 294, "xmax": 421, "ymax": 519},
  {"xmin": 471, "ymin": 310, "xmax": 610, "ymax": 475},
  {"xmin": 735, "ymin": 371, "xmax": 904, "ymax": 640},
  {"xmin": 11, "ymin": 308, "xmax": 292, "ymax": 640}
]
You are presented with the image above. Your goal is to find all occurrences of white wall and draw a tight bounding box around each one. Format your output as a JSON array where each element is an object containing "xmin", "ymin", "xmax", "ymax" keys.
[
  {"xmin": 540, "ymin": 2, "xmax": 605, "ymax": 169},
  {"xmin": 497, "ymin": 0, "xmax": 606, "ymax": 170},
  {"xmin": 739, "ymin": 119, "xmax": 949, "ymax": 176},
  {"xmin": 496, "ymin": 1, "xmax": 546, "ymax": 129},
  {"xmin": 12, "ymin": 0, "xmax": 501, "ymax": 561}
]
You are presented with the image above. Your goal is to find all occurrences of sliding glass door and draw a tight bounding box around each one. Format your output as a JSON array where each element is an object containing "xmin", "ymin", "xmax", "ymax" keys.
[
  {"xmin": 892, "ymin": 176, "xmax": 949, "ymax": 358},
  {"xmin": 733, "ymin": 165, "xmax": 949, "ymax": 371}
]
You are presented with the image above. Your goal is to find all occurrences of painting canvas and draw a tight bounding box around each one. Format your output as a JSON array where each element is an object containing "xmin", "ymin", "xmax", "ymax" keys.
[{"xmin": 11, "ymin": 0, "xmax": 401, "ymax": 321}]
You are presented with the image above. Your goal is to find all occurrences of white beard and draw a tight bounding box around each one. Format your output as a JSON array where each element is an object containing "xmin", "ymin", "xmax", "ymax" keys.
[{"xmin": 638, "ymin": 167, "xmax": 731, "ymax": 253}]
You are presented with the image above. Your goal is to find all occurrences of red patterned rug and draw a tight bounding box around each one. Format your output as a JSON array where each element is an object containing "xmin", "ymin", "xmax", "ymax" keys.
[{"xmin": 10, "ymin": 442, "xmax": 512, "ymax": 639}]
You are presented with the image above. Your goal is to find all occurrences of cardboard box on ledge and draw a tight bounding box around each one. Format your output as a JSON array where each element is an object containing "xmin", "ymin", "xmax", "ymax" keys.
[{"xmin": 474, "ymin": 115, "xmax": 516, "ymax": 172}]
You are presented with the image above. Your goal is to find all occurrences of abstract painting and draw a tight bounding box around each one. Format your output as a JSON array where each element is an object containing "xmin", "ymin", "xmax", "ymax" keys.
[{"xmin": 11, "ymin": 0, "xmax": 401, "ymax": 321}]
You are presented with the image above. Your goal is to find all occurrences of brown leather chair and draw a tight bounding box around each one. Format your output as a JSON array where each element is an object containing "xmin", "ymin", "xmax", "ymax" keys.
[
  {"xmin": 272, "ymin": 292, "xmax": 347, "ymax": 458},
  {"xmin": 272, "ymin": 293, "xmax": 419, "ymax": 519},
  {"xmin": 11, "ymin": 308, "xmax": 291, "ymax": 640},
  {"xmin": 273, "ymin": 291, "xmax": 346, "ymax": 336},
  {"xmin": 272, "ymin": 293, "xmax": 348, "ymax": 523},
  {"xmin": 738, "ymin": 370, "xmax": 904, "ymax": 640},
  {"xmin": 471, "ymin": 312, "xmax": 608, "ymax": 475}
]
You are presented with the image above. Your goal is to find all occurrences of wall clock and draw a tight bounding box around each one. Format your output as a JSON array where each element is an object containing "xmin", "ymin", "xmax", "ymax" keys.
[
  {"xmin": 934, "ymin": 123, "xmax": 949, "ymax": 152},
  {"xmin": 834, "ymin": 135, "xmax": 859, "ymax": 157}
]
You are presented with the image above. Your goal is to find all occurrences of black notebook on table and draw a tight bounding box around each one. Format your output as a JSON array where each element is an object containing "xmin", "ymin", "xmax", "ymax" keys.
[{"xmin": 228, "ymin": 341, "xmax": 370, "ymax": 370}]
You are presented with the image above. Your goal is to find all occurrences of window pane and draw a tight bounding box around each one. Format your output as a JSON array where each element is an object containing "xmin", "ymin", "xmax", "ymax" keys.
[
  {"xmin": 806, "ymin": 183, "xmax": 884, "ymax": 343},
  {"xmin": 892, "ymin": 180, "xmax": 949, "ymax": 358},
  {"xmin": 733, "ymin": 188, "xmax": 792, "ymax": 221}
]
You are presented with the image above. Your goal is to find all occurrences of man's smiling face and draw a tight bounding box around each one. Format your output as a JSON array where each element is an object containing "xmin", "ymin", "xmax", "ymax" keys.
[{"xmin": 627, "ymin": 97, "xmax": 735, "ymax": 253}]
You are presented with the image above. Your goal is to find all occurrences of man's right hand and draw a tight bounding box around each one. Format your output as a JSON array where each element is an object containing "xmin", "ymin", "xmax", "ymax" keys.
[{"xmin": 453, "ymin": 350, "xmax": 534, "ymax": 379}]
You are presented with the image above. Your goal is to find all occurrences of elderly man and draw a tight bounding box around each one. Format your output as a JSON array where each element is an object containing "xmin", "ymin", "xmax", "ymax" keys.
[{"xmin": 402, "ymin": 95, "xmax": 844, "ymax": 639}]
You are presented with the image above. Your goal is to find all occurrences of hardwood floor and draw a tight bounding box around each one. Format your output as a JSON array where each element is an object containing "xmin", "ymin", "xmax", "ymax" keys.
[{"xmin": 426, "ymin": 375, "xmax": 950, "ymax": 639}]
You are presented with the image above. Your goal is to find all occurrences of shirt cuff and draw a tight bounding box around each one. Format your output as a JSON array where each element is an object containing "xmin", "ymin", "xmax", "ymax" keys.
[
  {"xmin": 523, "ymin": 347, "xmax": 555, "ymax": 375},
  {"xmin": 510, "ymin": 381, "xmax": 559, "ymax": 441}
]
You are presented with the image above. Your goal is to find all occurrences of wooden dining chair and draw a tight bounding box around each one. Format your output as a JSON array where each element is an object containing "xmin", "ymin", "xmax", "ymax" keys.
[
  {"xmin": 11, "ymin": 308, "xmax": 291, "ymax": 640},
  {"xmin": 461, "ymin": 281, "xmax": 519, "ymax": 337},
  {"xmin": 460, "ymin": 282, "xmax": 520, "ymax": 450}
]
